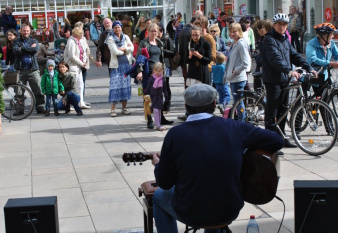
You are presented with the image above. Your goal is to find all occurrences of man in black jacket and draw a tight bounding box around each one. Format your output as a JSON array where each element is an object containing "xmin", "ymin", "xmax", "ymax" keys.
[
  {"xmin": 13, "ymin": 24, "xmax": 45, "ymax": 113},
  {"xmin": 95, "ymin": 18, "xmax": 112, "ymax": 68},
  {"xmin": 1, "ymin": 6, "xmax": 17, "ymax": 34},
  {"xmin": 178, "ymin": 17, "xmax": 196, "ymax": 89},
  {"xmin": 261, "ymin": 13, "xmax": 316, "ymax": 153}
]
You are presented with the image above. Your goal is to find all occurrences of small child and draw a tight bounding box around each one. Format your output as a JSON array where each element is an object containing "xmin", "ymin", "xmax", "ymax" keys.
[
  {"xmin": 55, "ymin": 42, "xmax": 66, "ymax": 63},
  {"xmin": 41, "ymin": 59, "xmax": 64, "ymax": 116},
  {"xmin": 212, "ymin": 53, "xmax": 231, "ymax": 111},
  {"xmin": 132, "ymin": 37, "xmax": 139, "ymax": 58},
  {"xmin": 144, "ymin": 62, "xmax": 168, "ymax": 131}
]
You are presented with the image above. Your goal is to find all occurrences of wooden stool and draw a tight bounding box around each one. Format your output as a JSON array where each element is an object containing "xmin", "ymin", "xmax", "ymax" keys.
[{"xmin": 138, "ymin": 180, "xmax": 159, "ymax": 233}]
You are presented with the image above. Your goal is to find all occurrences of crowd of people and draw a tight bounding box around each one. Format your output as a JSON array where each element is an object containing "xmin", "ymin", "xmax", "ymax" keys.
[{"xmin": 2, "ymin": 3, "xmax": 338, "ymax": 233}]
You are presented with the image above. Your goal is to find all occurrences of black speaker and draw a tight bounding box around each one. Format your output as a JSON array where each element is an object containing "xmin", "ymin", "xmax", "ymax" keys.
[
  {"xmin": 294, "ymin": 180, "xmax": 338, "ymax": 233},
  {"xmin": 4, "ymin": 196, "xmax": 59, "ymax": 233}
]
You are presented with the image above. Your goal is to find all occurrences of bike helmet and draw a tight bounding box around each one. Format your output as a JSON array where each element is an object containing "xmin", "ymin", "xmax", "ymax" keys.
[
  {"xmin": 314, "ymin": 23, "xmax": 336, "ymax": 46},
  {"xmin": 272, "ymin": 13, "xmax": 289, "ymax": 23},
  {"xmin": 314, "ymin": 23, "xmax": 336, "ymax": 34}
]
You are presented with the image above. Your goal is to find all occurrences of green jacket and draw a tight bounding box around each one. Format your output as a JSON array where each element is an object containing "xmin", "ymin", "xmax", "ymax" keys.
[{"xmin": 41, "ymin": 69, "xmax": 64, "ymax": 95}]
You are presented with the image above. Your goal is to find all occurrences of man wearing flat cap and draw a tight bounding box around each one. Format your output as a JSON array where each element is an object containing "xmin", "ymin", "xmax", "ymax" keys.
[{"xmin": 151, "ymin": 83, "xmax": 284, "ymax": 233}]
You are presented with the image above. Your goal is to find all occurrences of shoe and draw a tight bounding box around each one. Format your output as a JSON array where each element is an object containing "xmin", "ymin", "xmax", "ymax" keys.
[
  {"xmin": 163, "ymin": 109, "xmax": 170, "ymax": 114},
  {"xmin": 85, "ymin": 102, "xmax": 91, "ymax": 106},
  {"xmin": 121, "ymin": 108, "xmax": 131, "ymax": 115},
  {"xmin": 36, "ymin": 105, "xmax": 45, "ymax": 113},
  {"xmin": 45, "ymin": 110, "xmax": 50, "ymax": 116},
  {"xmin": 277, "ymin": 150, "xmax": 284, "ymax": 155},
  {"xmin": 147, "ymin": 115, "xmax": 154, "ymax": 129},
  {"xmin": 70, "ymin": 107, "xmax": 75, "ymax": 111},
  {"xmin": 284, "ymin": 139, "xmax": 297, "ymax": 148},
  {"xmin": 54, "ymin": 110, "xmax": 59, "ymax": 116},
  {"xmin": 177, "ymin": 115, "xmax": 187, "ymax": 121},
  {"xmin": 80, "ymin": 104, "xmax": 91, "ymax": 109},
  {"xmin": 161, "ymin": 119, "xmax": 174, "ymax": 125},
  {"xmin": 156, "ymin": 126, "xmax": 166, "ymax": 131},
  {"xmin": 110, "ymin": 110, "xmax": 117, "ymax": 117},
  {"xmin": 76, "ymin": 111, "xmax": 83, "ymax": 116}
]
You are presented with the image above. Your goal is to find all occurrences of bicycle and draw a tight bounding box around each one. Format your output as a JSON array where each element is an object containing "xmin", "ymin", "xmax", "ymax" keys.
[
  {"xmin": 230, "ymin": 69, "xmax": 338, "ymax": 156},
  {"xmin": 1, "ymin": 70, "xmax": 36, "ymax": 121}
]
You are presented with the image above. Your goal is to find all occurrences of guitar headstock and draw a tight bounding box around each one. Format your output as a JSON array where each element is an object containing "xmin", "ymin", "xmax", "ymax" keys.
[{"xmin": 122, "ymin": 152, "xmax": 153, "ymax": 166}]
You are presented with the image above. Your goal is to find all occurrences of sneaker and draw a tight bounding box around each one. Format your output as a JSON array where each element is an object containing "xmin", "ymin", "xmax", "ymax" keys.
[
  {"xmin": 110, "ymin": 110, "xmax": 117, "ymax": 117},
  {"xmin": 156, "ymin": 126, "xmax": 167, "ymax": 131},
  {"xmin": 70, "ymin": 107, "xmax": 75, "ymax": 111},
  {"xmin": 80, "ymin": 104, "xmax": 91, "ymax": 109},
  {"xmin": 85, "ymin": 102, "xmax": 91, "ymax": 106},
  {"xmin": 121, "ymin": 108, "xmax": 131, "ymax": 115},
  {"xmin": 177, "ymin": 115, "xmax": 187, "ymax": 121},
  {"xmin": 277, "ymin": 150, "xmax": 284, "ymax": 155},
  {"xmin": 76, "ymin": 111, "xmax": 83, "ymax": 116}
]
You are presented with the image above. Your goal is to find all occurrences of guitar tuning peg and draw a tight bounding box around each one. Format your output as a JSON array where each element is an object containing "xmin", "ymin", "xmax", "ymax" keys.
[
  {"xmin": 127, "ymin": 162, "xmax": 130, "ymax": 166},
  {"xmin": 139, "ymin": 161, "xmax": 143, "ymax": 165},
  {"xmin": 133, "ymin": 161, "xmax": 136, "ymax": 166},
  {"xmin": 127, "ymin": 159, "xmax": 130, "ymax": 166}
]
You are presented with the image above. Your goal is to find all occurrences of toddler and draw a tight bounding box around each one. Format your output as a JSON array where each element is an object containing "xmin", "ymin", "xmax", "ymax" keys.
[
  {"xmin": 55, "ymin": 42, "xmax": 66, "ymax": 63},
  {"xmin": 144, "ymin": 62, "xmax": 168, "ymax": 131},
  {"xmin": 212, "ymin": 53, "xmax": 231, "ymax": 111},
  {"xmin": 41, "ymin": 59, "xmax": 64, "ymax": 116}
]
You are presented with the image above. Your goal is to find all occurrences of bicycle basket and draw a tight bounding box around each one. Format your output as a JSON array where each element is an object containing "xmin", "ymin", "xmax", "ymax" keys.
[{"xmin": 3, "ymin": 70, "xmax": 19, "ymax": 84}]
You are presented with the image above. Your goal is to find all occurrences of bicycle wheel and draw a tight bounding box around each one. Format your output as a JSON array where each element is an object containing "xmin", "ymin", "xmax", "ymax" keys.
[
  {"xmin": 229, "ymin": 94, "xmax": 266, "ymax": 126},
  {"xmin": 329, "ymin": 91, "xmax": 338, "ymax": 117},
  {"xmin": 290, "ymin": 99, "xmax": 338, "ymax": 156},
  {"xmin": 2, "ymin": 83, "xmax": 35, "ymax": 120}
]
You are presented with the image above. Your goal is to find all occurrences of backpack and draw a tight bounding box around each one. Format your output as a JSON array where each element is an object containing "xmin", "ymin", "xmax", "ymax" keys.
[{"xmin": 165, "ymin": 35, "xmax": 180, "ymax": 71}]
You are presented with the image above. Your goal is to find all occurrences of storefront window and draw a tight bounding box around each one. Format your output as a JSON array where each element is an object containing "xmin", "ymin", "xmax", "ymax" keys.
[
  {"xmin": 274, "ymin": 0, "xmax": 303, "ymax": 14},
  {"xmin": 323, "ymin": 0, "xmax": 338, "ymax": 28},
  {"xmin": 23, "ymin": 2, "xmax": 31, "ymax": 12}
]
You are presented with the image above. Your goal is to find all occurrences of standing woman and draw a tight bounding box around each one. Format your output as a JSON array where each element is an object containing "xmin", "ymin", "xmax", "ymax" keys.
[
  {"xmin": 5, "ymin": 29, "xmax": 18, "ymax": 70},
  {"xmin": 83, "ymin": 18, "xmax": 90, "ymax": 41},
  {"xmin": 157, "ymin": 23, "xmax": 175, "ymax": 113},
  {"xmin": 52, "ymin": 18, "xmax": 60, "ymax": 41},
  {"xmin": 63, "ymin": 18, "xmax": 72, "ymax": 38},
  {"xmin": 64, "ymin": 27, "xmax": 89, "ymax": 109},
  {"xmin": 136, "ymin": 23, "xmax": 173, "ymax": 128},
  {"xmin": 186, "ymin": 26, "xmax": 212, "ymax": 86},
  {"xmin": 134, "ymin": 16, "xmax": 146, "ymax": 39},
  {"xmin": 224, "ymin": 22, "xmax": 250, "ymax": 121},
  {"xmin": 106, "ymin": 20, "xmax": 134, "ymax": 117},
  {"xmin": 209, "ymin": 24, "xmax": 227, "ymax": 56}
]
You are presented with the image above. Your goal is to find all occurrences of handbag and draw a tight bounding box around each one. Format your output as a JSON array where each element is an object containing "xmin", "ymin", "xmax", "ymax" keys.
[{"xmin": 3, "ymin": 70, "xmax": 19, "ymax": 84}]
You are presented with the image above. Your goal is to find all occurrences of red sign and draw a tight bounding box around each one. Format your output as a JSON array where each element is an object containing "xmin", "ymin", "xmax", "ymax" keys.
[
  {"xmin": 45, "ymin": 30, "xmax": 50, "ymax": 35},
  {"xmin": 97, "ymin": 7, "xmax": 101, "ymax": 14},
  {"xmin": 36, "ymin": 30, "xmax": 41, "ymax": 36},
  {"xmin": 325, "ymin": 8, "xmax": 332, "ymax": 21}
]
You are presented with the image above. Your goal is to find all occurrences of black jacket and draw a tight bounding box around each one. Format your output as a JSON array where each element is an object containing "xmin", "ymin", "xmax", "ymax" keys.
[
  {"xmin": 161, "ymin": 35, "xmax": 175, "ymax": 69},
  {"xmin": 1, "ymin": 14, "xmax": 17, "ymax": 33},
  {"xmin": 13, "ymin": 36, "xmax": 39, "ymax": 71},
  {"xmin": 178, "ymin": 24, "xmax": 192, "ymax": 66},
  {"xmin": 261, "ymin": 28, "xmax": 312, "ymax": 84}
]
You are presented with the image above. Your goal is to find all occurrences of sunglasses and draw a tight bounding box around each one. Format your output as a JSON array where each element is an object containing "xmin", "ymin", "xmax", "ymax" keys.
[{"xmin": 210, "ymin": 30, "xmax": 217, "ymax": 33}]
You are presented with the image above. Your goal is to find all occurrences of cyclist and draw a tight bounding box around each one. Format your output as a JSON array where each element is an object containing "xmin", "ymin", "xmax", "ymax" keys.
[
  {"xmin": 305, "ymin": 23, "xmax": 338, "ymax": 100},
  {"xmin": 260, "ymin": 13, "xmax": 317, "ymax": 153}
]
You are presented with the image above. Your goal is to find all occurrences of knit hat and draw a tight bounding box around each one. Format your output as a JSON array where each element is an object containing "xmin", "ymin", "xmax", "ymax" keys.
[
  {"xmin": 184, "ymin": 83, "xmax": 217, "ymax": 107},
  {"xmin": 60, "ymin": 42, "xmax": 65, "ymax": 47},
  {"xmin": 46, "ymin": 59, "xmax": 56, "ymax": 68}
]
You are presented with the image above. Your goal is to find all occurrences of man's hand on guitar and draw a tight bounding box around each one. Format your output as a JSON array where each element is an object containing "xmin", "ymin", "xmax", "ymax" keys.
[{"xmin": 152, "ymin": 153, "xmax": 160, "ymax": 166}]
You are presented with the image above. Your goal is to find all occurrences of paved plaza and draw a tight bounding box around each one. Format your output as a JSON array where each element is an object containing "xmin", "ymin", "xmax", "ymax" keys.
[{"xmin": 1, "ymin": 42, "xmax": 338, "ymax": 233}]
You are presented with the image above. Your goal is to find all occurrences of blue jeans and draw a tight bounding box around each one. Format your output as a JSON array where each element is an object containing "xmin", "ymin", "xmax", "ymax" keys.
[
  {"xmin": 153, "ymin": 187, "xmax": 228, "ymax": 233},
  {"xmin": 57, "ymin": 92, "xmax": 81, "ymax": 113},
  {"xmin": 45, "ymin": 94, "xmax": 58, "ymax": 111},
  {"xmin": 230, "ymin": 81, "xmax": 247, "ymax": 121},
  {"xmin": 215, "ymin": 83, "xmax": 231, "ymax": 107}
]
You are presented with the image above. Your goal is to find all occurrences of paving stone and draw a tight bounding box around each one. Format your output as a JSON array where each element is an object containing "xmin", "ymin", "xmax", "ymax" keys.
[{"xmin": 59, "ymin": 216, "xmax": 96, "ymax": 233}]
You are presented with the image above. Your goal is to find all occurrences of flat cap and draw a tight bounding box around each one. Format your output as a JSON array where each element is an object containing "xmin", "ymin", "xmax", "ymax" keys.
[{"xmin": 184, "ymin": 83, "xmax": 217, "ymax": 107}]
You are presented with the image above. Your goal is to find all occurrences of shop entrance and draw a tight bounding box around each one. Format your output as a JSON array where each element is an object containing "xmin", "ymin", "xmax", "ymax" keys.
[{"xmin": 67, "ymin": 11, "xmax": 92, "ymax": 26}]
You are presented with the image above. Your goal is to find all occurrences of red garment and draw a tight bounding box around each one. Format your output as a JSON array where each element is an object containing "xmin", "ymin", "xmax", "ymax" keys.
[
  {"xmin": 133, "ymin": 43, "xmax": 139, "ymax": 57},
  {"xmin": 217, "ymin": 17, "xmax": 226, "ymax": 28},
  {"xmin": 2, "ymin": 46, "xmax": 7, "ymax": 60},
  {"xmin": 145, "ymin": 30, "xmax": 148, "ymax": 39}
]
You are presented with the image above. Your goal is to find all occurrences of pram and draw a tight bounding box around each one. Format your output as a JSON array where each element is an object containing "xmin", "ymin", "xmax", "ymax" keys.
[{"xmin": 54, "ymin": 38, "xmax": 67, "ymax": 65}]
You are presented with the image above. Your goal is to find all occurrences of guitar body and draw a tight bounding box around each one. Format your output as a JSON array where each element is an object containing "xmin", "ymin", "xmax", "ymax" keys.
[
  {"xmin": 241, "ymin": 149, "xmax": 280, "ymax": 205},
  {"xmin": 123, "ymin": 149, "xmax": 280, "ymax": 205}
]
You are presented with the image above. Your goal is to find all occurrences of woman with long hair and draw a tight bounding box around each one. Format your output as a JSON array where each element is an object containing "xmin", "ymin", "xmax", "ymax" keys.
[
  {"xmin": 83, "ymin": 18, "xmax": 90, "ymax": 40},
  {"xmin": 5, "ymin": 29, "xmax": 18, "ymax": 70},
  {"xmin": 63, "ymin": 18, "xmax": 72, "ymax": 38},
  {"xmin": 134, "ymin": 16, "xmax": 146, "ymax": 39}
]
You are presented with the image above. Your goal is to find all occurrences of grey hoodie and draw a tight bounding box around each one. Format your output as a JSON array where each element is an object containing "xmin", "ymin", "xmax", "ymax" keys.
[{"xmin": 224, "ymin": 38, "xmax": 250, "ymax": 83}]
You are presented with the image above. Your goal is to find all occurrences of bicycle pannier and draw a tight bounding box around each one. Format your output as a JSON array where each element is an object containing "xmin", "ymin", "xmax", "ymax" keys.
[{"xmin": 3, "ymin": 70, "xmax": 19, "ymax": 84}]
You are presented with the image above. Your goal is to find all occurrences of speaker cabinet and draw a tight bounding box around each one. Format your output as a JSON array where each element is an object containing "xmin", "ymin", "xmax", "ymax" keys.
[
  {"xmin": 294, "ymin": 180, "xmax": 338, "ymax": 233},
  {"xmin": 4, "ymin": 196, "xmax": 59, "ymax": 233}
]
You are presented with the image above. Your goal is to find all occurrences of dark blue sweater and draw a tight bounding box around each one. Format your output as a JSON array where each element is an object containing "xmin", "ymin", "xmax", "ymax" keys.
[{"xmin": 155, "ymin": 116, "xmax": 284, "ymax": 227}]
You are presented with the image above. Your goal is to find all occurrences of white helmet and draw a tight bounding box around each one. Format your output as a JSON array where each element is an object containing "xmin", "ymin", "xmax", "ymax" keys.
[{"xmin": 273, "ymin": 13, "xmax": 289, "ymax": 23}]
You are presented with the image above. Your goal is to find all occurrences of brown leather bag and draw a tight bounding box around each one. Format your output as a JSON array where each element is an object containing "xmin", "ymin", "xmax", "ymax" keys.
[{"xmin": 3, "ymin": 70, "xmax": 19, "ymax": 84}]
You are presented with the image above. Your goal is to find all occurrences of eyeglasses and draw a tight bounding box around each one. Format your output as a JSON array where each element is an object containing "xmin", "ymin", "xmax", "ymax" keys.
[
  {"xmin": 210, "ymin": 30, "xmax": 217, "ymax": 33},
  {"xmin": 192, "ymin": 34, "xmax": 200, "ymax": 37},
  {"xmin": 150, "ymin": 30, "xmax": 158, "ymax": 33}
]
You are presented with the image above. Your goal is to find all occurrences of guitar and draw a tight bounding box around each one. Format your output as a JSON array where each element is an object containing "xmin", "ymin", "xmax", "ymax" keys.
[{"xmin": 122, "ymin": 149, "xmax": 279, "ymax": 205}]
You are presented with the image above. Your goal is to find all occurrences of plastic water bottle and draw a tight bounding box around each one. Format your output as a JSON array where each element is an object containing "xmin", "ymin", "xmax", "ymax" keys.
[
  {"xmin": 247, "ymin": 215, "xmax": 259, "ymax": 233},
  {"xmin": 138, "ymin": 81, "xmax": 143, "ymax": 96}
]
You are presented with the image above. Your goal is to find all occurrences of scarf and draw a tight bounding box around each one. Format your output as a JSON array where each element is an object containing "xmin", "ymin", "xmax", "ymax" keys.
[
  {"xmin": 75, "ymin": 37, "xmax": 84, "ymax": 61},
  {"xmin": 152, "ymin": 74, "xmax": 163, "ymax": 89},
  {"xmin": 113, "ymin": 32, "xmax": 126, "ymax": 48},
  {"xmin": 48, "ymin": 70, "xmax": 55, "ymax": 77},
  {"xmin": 322, "ymin": 44, "xmax": 331, "ymax": 57}
]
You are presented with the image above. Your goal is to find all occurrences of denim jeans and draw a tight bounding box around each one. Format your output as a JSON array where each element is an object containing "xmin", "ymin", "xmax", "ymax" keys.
[
  {"xmin": 215, "ymin": 83, "xmax": 231, "ymax": 107},
  {"xmin": 57, "ymin": 92, "xmax": 81, "ymax": 113},
  {"xmin": 230, "ymin": 81, "xmax": 247, "ymax": 121},
  {"xmin": 153, "ymin": 187, "xmax": 228, "ymax": 233},
  {"xmin": 45, "ymin": 94, "xmax": 58, "ymax": 111}
]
